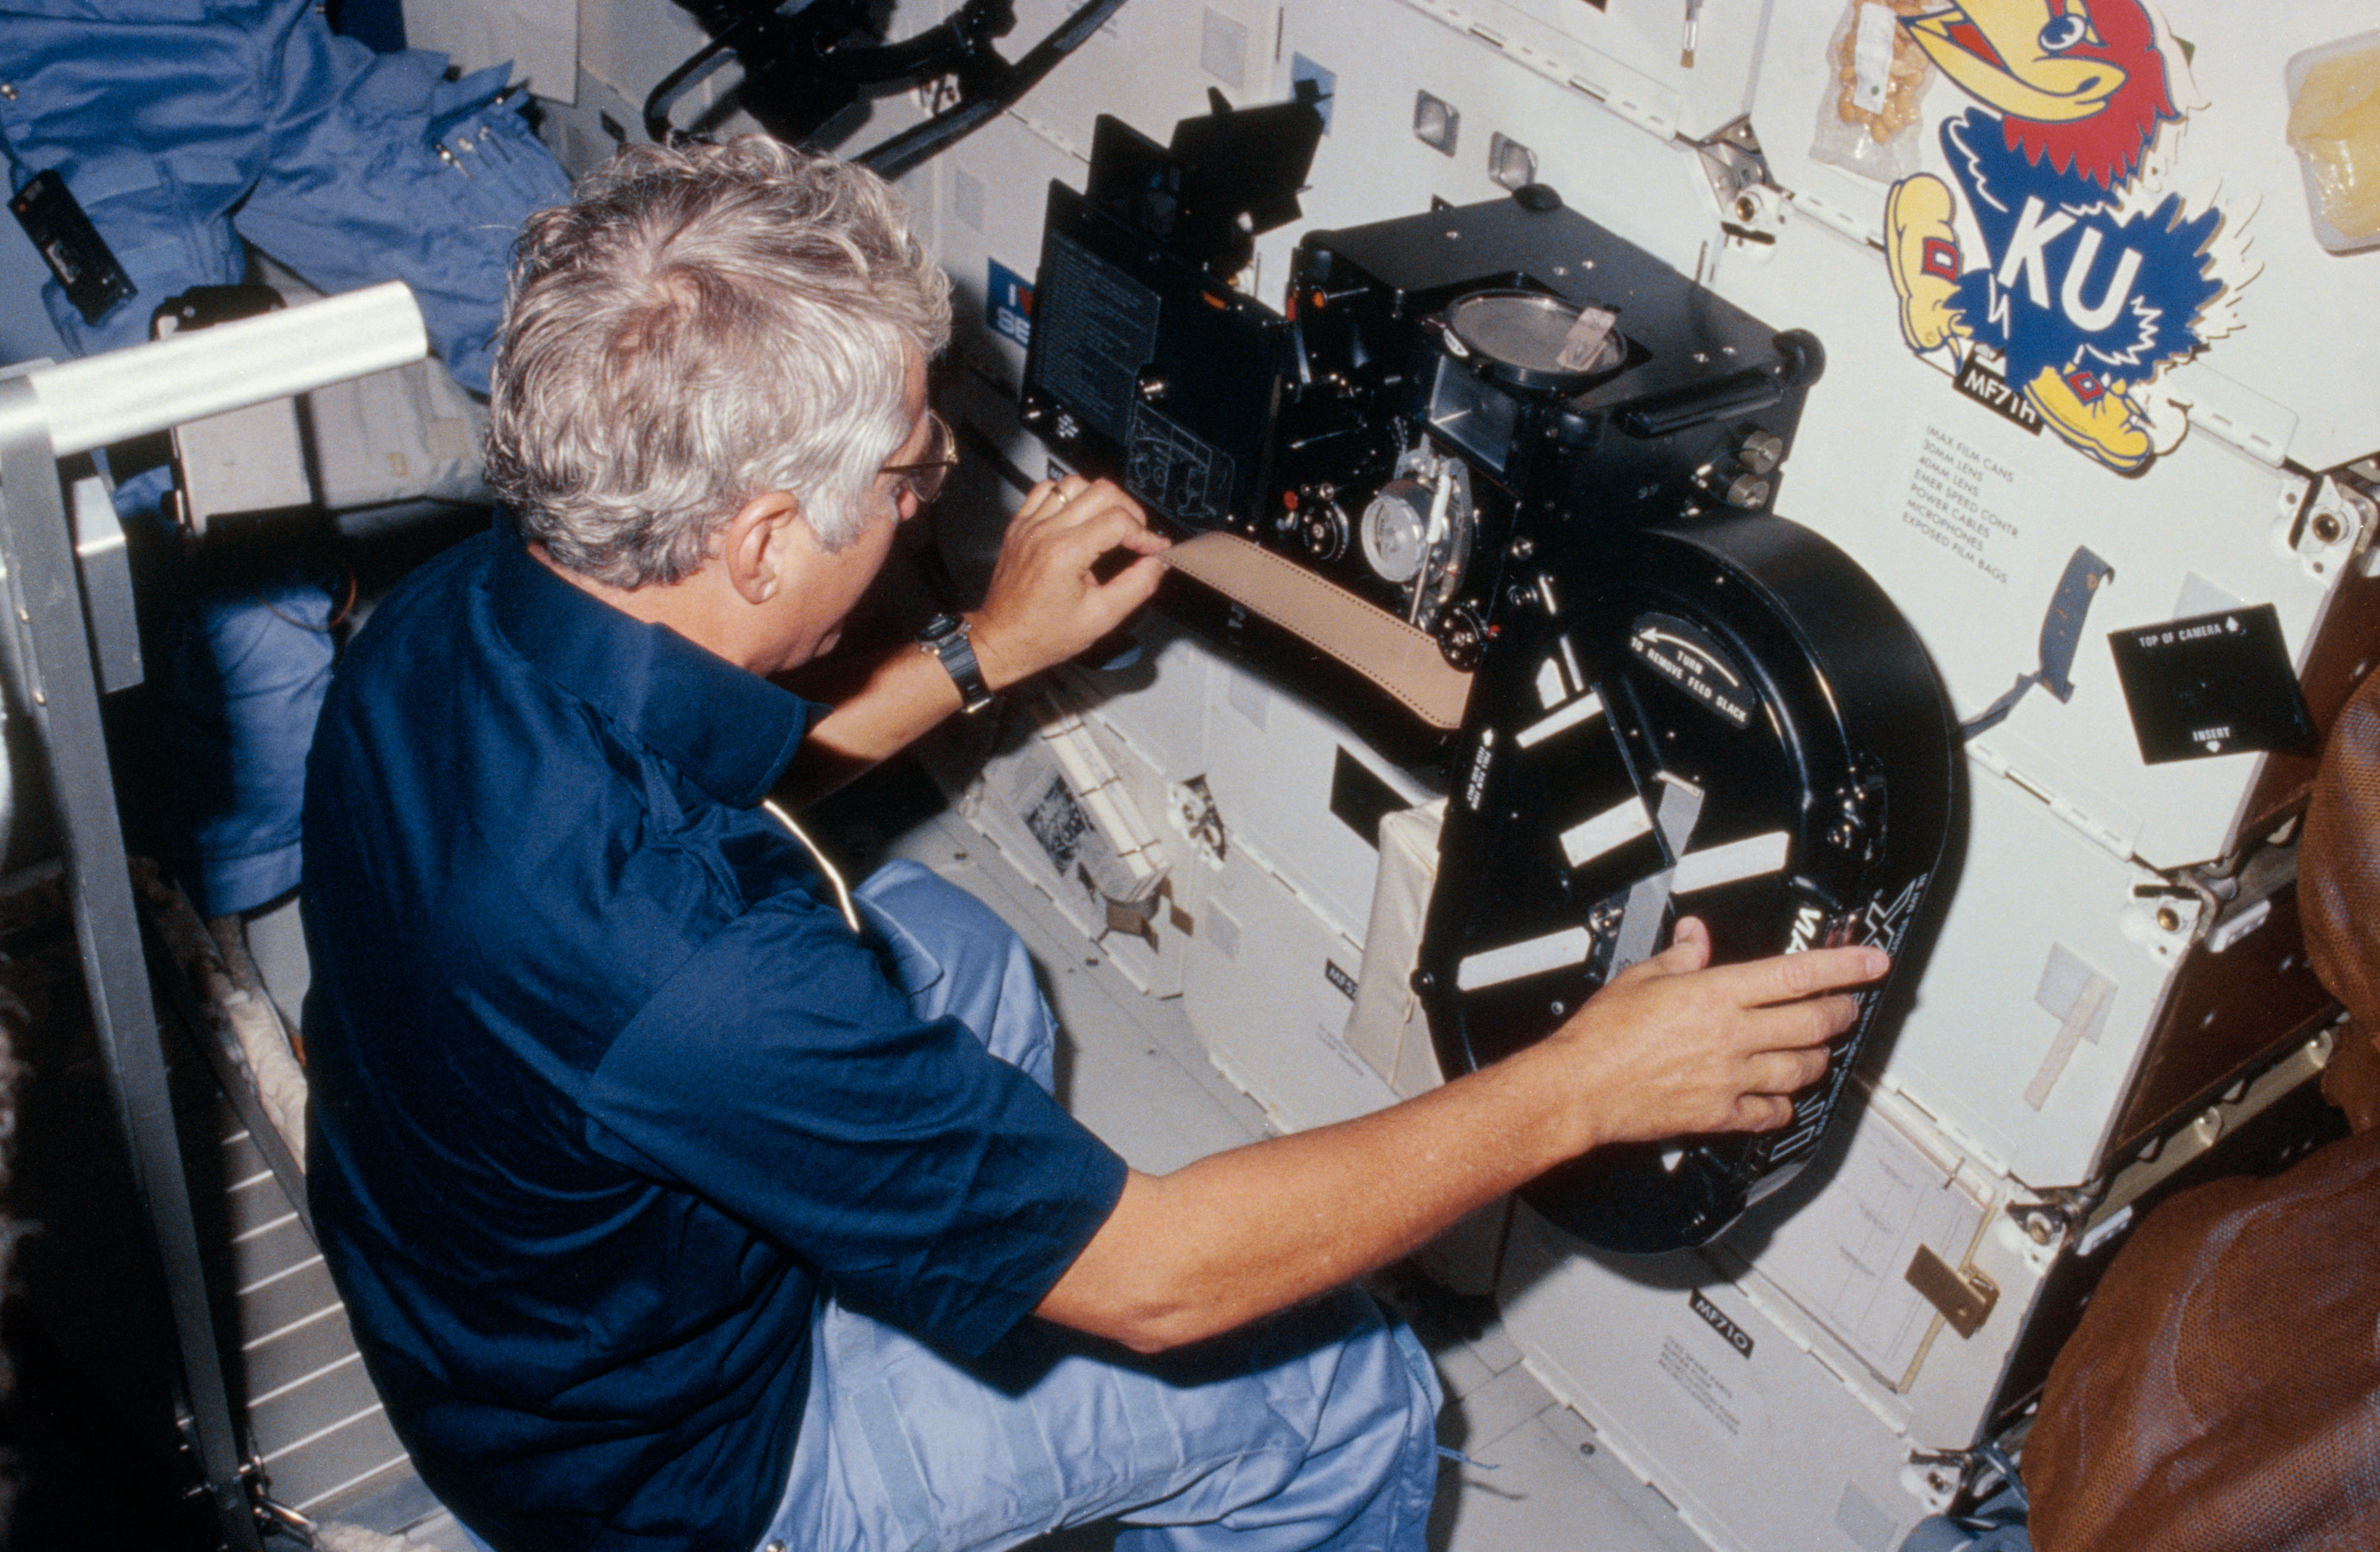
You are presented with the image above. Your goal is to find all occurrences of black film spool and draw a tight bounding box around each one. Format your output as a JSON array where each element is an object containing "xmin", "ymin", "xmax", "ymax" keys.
[{"xmin": 1416, "ymin": 515, "xmax": 1956, "ymax": 1254}]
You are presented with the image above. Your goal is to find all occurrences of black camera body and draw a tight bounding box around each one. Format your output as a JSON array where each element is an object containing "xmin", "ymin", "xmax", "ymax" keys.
[
  {"xmin": 1025, "ymin": 153, "xmax": 1825, "ymax": 686},
  {"xmin": 1021, "ymin": 115, "xmax": 1955, "ymax": 1254},
  {"xmin": 1268, "ymin": 195, "xmax": 1820, "ymax": 663}
]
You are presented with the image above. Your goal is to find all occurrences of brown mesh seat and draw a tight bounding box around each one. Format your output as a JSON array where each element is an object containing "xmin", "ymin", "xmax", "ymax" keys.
[
  {"xmin": 2025, "ymin": 666, "xmax": 2380, "ymax": 1551},
  {"xmin": 2024, "ymin": 1127, "xmax": 2380, "ymax": 1552},
  {"xmin": 2305, "ymin": 664, "xmax": 2380, "ymax": 1123}
]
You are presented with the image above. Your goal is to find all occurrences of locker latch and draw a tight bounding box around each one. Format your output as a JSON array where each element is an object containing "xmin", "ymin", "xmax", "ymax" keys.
[{"xmin": 1906, "ymin": 1245, "xmax": 1998, "ymax": 1338}]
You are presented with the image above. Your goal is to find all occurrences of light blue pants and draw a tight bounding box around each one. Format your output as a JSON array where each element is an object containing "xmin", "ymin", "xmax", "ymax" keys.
[
  {"xmin": 770, "ymin": 861, "xmax": 1444, "ymax": 1551},
  {"xmin": 463, "ymin": 861, "xmax": 1444, "ymax": 1552}
]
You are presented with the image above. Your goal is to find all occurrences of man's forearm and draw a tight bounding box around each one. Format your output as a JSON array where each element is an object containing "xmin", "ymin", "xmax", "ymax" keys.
[
  {"xmin": 1035, "ymin": 929, "xmax": 1883, "ymax": 1353},
  {"xmin": 1036, "ymin": 1049, "xmax": 1590, "ymax": 1352},
  {"xmin": 784, "ymin": 628, "xmax": 977, "ymax": 804}
]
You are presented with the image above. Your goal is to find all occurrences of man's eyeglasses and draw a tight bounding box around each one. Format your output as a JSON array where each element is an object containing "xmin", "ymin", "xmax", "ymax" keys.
[{"xmin": 882, "ymin": 412, "xmax": 959, "ymax": 506}]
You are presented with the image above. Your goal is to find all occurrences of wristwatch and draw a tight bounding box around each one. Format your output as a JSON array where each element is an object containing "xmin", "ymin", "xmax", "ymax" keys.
[{"xmin": 918, "ymin": 613, "xmax": 995, "ymax": 713}]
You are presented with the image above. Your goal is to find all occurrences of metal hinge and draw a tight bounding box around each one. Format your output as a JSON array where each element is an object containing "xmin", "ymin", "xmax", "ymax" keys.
[
  {"xmin": 1904, "ymin": 1244, "xmax": 1999, "ymax": 1338},
  {"xmin": 1691, "ymin": 117, "xmax": 1785, "ymax": 243},
  {"xmin": 2006, "ymin": 1186, "xmax": 2094, "ymax": 1248}
]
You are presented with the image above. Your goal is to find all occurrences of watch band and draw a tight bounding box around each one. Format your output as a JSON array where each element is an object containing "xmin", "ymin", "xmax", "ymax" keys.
[
  {"xmin": 920, "ymin": 613, "xmax": 995, "ymax": 713},
  {"xmin": 1161, "ymin": 531, "xmax": 1475, "ymax": 731}
]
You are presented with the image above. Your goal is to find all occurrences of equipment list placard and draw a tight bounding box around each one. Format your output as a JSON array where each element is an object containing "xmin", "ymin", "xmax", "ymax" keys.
[{"xmin": 1900, "ymin": 424, "xmax": 2020, "ymax": 586}]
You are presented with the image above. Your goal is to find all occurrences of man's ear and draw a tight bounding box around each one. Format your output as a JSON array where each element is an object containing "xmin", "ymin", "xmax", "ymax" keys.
[{"xmin": 720, "ymin": 491, "xmax": 803, "ymax": 605}]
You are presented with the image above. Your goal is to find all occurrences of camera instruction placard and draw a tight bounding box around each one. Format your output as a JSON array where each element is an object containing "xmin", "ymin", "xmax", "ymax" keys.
[{"xmin": 2107, "ymin": 604, "xmax": 2315, "ymax": 763}]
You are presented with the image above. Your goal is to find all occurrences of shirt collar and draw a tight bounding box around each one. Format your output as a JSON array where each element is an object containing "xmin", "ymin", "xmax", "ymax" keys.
[{"xmin": 487, "ymin": 533, "xmax": 819, "ymax": 808}]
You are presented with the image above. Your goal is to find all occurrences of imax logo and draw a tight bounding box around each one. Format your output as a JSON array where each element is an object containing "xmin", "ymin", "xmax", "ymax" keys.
[{"xmin": 1689, "ymin": 1290, "xmax": 1754, "ymax": 1359}]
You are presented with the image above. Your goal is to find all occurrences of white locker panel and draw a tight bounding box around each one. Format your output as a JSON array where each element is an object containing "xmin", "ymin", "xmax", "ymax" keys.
[
  {"xmin": 1873, "ymin": 762, "xmax": 2202, "ymax": 1189},
  {"xmin": 1362, "ymin": 0, "xmax": 1773, "ymax": 144},
  {"xmin": 1725, "ymin": 1099, "xmax": 1997, "ymax": 1403},
  {"xmin": 994, "ymin": 0, "xmax": 1280, "ymax": 156},
  {"xmin": 931, "ymin": 113, "xmax": 1086, "ymax": 360},
  {"xmin": 1711, "ymin": 207, "xmax": 2342, "ymax": 870},
  {"xmin": 574, "ymin": 0, "xmax": 708, "ymax": 121},
  {"xmin": 1741, "ymin": 0, "xmax": 1924, "ymax": 248},
  {"xmin": 1197, "ymin": 655, "xmax": 1433, "ymax": 943},
  {"xmin": 1276, "ymin": 0, "xmax": 1729, "ymax": 283},
  {"xmin": 1501, "ymin": 1085, "xmax": 2066, "ymax": 1552},
  {"xmin": 1716, "ymin": 1087, "xmax": 2062, "ymax": 1451},
  {"xmin": 2130, "ymin": 0, "xmax": 2380, "ymax": 470},
  {"xmin": 1073, "ymin": 614, "xmax": 1221, "ymax": 788},
  {"xmin": 1181, "ymin": 840, "xmax": 1395, "ymax": 1131},
  {"xmin": 1499, "ymin": 1204, "xmax": 1951, "ymax": 1552}
]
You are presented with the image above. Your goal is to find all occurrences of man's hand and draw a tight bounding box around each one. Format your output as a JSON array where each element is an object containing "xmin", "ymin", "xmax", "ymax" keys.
[
  {"xmin": 1531, "ymin": 918, "xmax": 1884, "ymax": 1151},
  {"xmin": 1038, "ymin": 922, "xmax": 1884, "ymax": 1352},
  {"xmin": 968, "ymin": 477, "xmax": 1170, "ymax": 691},
  {"xmin": 781, "ymin": 478, "xmax": 1165, "ymax": 801}
]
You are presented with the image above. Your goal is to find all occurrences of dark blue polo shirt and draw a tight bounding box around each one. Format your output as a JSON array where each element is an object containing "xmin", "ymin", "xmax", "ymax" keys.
[{"xmin": 301, "ymin": 530, "xmax": 1128, "ymax": 1552}]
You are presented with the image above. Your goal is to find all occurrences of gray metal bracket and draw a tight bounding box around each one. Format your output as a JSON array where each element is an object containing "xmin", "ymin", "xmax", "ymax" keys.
[{"xmin": 0, "ymin": 376, "xmax": 267, "ymax": 1552}]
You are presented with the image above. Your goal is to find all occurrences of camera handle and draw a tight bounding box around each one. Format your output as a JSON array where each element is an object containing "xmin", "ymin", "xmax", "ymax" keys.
[{"xmin": 1163, "ymin": 531, "xmax": 1476, "ymax": 731}]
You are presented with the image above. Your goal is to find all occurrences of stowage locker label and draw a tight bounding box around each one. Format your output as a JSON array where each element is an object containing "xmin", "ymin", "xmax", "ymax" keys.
[
  {"xmin": 1652, "ymin": 1289, "xmax": 1775, "ymax": 1447},
  {"xmin": 1658, "ymin": 1334, "xmax": 1748, "ymax": 1441},
  {"xmin": 1689, "ymin": 1288, "xmax": 1754, "ymax": 1358}
]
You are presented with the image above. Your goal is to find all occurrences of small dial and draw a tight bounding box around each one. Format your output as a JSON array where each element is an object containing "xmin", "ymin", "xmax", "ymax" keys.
[
  {"xmin": 1435, "ymin": 600, "xmax": 1488, "ymax": 672},
  {"xmin": 1300, "ymin": 500, "xmax": 1351, "ymax": 561},
  {"xmin": 1361, "ymin": 480, "xmax": 1434, "ymax": 583}
]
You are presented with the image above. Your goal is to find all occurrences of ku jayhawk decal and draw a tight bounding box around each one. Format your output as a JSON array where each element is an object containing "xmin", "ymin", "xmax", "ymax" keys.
[{"xmin": 1883, "ymin": 0, "xmax": 2252, "ymax": 474}]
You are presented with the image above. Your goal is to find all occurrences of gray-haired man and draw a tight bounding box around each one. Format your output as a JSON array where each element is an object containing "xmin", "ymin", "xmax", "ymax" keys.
[{"xmin": 301, "ymin": 137, "xmax": 1882, "ymax": 1552}]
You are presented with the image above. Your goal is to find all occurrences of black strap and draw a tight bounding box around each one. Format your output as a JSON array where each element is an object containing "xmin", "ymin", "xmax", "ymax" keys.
[
  {"xmin": 647, "ymin": 0, "xmax": 1134, "ymax": 179},
  {"xmin": 863, "ymin": 0, "xmax": 1133, "ymax": 177}
]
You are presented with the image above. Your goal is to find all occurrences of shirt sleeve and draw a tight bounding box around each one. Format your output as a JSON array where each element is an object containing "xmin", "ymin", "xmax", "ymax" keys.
[{"xmin": 580, "ymin": 893, "xmax": 1128, "ymax": 1357}]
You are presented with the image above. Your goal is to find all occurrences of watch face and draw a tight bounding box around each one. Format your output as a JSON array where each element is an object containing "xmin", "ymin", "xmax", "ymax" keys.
[{"xmin": 920, "ymin": 614, "xmax": 991, "ymax": 709}]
